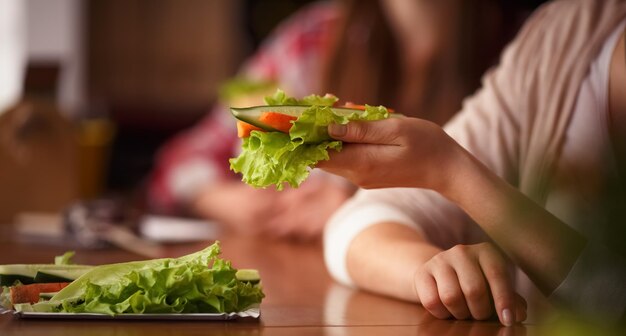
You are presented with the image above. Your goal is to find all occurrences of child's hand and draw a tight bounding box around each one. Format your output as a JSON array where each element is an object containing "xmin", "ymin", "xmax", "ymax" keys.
[
  {"xmin": 317, "ymin": 117, "xmax": 463, "ymax": 193},
  {"xmin": 413, "ymin": 242, "xmax": 527, "ymax": 326}
]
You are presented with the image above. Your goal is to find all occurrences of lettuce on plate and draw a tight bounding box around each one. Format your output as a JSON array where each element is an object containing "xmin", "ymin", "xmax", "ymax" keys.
[
  {"xmin": 15, "ymin": 242, "xmax": 264, "ymax": 315},
  {"xmin": 229, "ymin": 90, "xmax": 390, "ymax": 190}
]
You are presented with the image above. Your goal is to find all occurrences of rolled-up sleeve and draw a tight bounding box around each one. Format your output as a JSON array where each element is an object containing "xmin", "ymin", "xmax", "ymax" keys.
[{"xmin": 324, "ymin": 187, "xmax": 478, "ymax": 286}]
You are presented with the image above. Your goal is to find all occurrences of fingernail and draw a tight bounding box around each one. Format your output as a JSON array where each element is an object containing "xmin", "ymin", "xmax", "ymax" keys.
[
  {"xmin": 328, "ymin": 124, "xmax": 347, "ymax": 137},
  {"xmin": 501, "ymin": 308, "xmax": 514, "ymax": 327}
]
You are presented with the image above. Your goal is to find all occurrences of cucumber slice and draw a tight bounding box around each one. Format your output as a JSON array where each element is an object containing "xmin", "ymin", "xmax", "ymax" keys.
[
  {"xmin": 39, "ymin": 291, "xmax": 59, "ymax": 300},
  {"xmin": 235, "ymin": 269, "xmax": 261, "ymax": 284},
  {"xmin": 0, "ymin": 265, "xmax": 93, "ymax": 286},
  {"xmin": 34, "ymin": 267, "xmax": 93, "ymax": 283},
  {"xmin": 231, "ymin": 105, "xmax": 381, "ymax": 132},
  {"xmin": 0, "ymin": 274, "xmax": 35, "ymax": 286}
]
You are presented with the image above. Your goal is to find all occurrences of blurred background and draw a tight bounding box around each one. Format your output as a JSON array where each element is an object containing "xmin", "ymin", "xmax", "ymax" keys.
[
  {"xmin": 0, "ymin": 0, "xmax": 547, "ymax": 244},
  {"xmin": 0, "ymin": 0, "xmax": 315, "ymax": 225}
]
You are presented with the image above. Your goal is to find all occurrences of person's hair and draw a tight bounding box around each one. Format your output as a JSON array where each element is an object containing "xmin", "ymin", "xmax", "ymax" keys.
[
  {"xmin": 321, "ymin": 0, "xmax": 526, "ymax": 125},
  {"xmin": 320, "ymin": 0, "xmax": 399, "ymax": 110}
]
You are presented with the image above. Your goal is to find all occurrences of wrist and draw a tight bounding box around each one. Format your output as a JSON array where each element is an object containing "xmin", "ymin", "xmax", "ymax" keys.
[{"xmin": 432, "ymin": 139, "xmax": 479, "ymax": 201}]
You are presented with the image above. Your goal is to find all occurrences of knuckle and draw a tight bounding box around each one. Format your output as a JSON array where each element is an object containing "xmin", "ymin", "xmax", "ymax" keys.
[
  {"xmin": 386, "ymin": 118, "xmax": 404, "ymax": 135},
  {"xmin": 450, "ymin": 244, "xmax": 469, "ymax": 254},
  {"xmin": 485, "ymin": 267, "xmax": 509, "ymax": 282},
  {"xmin": 440, "ymin": 290, "xmax": 463, "ymax": 307},
  {"xmin": 348, "ymin": 122, "xmax": 368, "ymax": 141},
  {"xmin": 464, "ymin": 284, "xmax": 486, "ymax": 302},
  {"xmin": 421, "ymin": 295, "xmax": 442, "ymax": 312}
]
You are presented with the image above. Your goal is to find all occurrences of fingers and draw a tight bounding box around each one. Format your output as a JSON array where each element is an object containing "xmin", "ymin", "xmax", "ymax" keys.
[
  {"xmin": 328, "ymin": 118, "xmax": 404, "ymax": 145},
  {"xmin": 416, "ymin": 243, "xmax": 527, "ymax": 326},
  {"xmin": 416, "ymin": 274, "xmax": 451, "ymax": 319},
  {"xmin": 477, "ymin": 245, "xmax": 519, "ymax": 326},
  {"xmin": 433, "ymin": 265, "xmax": 471, "ymax": 319},
  {"xmin": 451, "ymin": 249, "xmax": 493, "ymax": 320}
]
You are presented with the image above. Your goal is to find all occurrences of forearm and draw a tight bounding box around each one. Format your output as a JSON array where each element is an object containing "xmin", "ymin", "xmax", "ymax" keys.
[
  {"xmin": 441, "ymin": 145, "xmax": 586, "ymax": 294},
  {"xmin": 346, "ymin": 222, "xmax": 441, "ymax": 302}
]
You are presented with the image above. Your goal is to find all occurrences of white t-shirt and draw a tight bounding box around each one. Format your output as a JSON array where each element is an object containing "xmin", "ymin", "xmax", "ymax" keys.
[{"xmin": 324, "ymin": 19, "xmax": 626, "ymax": 320}]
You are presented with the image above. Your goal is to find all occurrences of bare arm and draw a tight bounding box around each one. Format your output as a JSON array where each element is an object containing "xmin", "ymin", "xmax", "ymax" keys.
[{"xmin": 345, "ymin": 222, "xmax": 441, "ymax": 301}]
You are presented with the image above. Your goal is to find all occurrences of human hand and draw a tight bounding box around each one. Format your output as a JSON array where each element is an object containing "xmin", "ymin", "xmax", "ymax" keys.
[
  {"xmin": 264, "ymin": 176, "xmax": 354, "ymax": 240},
  {"xmin": 192, "ymin": 181, "xmax": 283, "ymax": 236},
  {"xmin": 192, "ymin": 178, "xmax": 353, "ymax": 240},
  {"xmin": 316, "ymin": 117, "xmax": 464, "ymax": 193},
  {"xmin": 414, "ymin": 242, "xmax": 527, "ymax": 326}
]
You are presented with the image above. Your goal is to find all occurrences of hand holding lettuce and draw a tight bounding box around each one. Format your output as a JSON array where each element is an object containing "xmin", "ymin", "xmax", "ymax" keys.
[{"xmin": 229, "ymin": 90, "xmax": 392, "ymax": 190}]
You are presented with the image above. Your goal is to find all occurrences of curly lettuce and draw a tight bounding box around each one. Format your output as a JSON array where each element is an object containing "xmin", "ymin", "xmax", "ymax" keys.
[{"xmin": 15, "ymin": 242, "xmax": 264, "ymax": 315}]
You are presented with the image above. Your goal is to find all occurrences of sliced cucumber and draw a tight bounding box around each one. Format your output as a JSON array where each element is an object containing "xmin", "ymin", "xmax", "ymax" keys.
[
  {"xmin": 0, "ymin": 274, "xmax": 35, "ymax": 286},
  {"xmin": 0, "ymin": 265, "xmax": 93, "ymax": 286},
  {"xmin": 236, "ymin": 269, "xmax": 261, "ymax": 285},
  {"xmin": 39, "ymin": 291, "xmax": 60, "ymax": 300},
  {"xmin": 34, "ymin": 267, "xmax": 93, "ymax": 283},
  {"xmin": 231, "ymin": 105, "xmax": 386, "ymax": 132}
]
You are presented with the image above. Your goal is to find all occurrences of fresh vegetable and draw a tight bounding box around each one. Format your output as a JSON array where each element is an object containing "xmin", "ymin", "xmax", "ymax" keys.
[
  {"xmin": 258, "ymin": 112, "xmax": 297, "ymax": 133},
  {"xmin": 10, "ymin": 282, "xmax": 71, "ymax": 304},
  {"xmin": 34, "ymin": 268, "xmax": 93, "ymax": 283},
  {"xmin": 235, "ymin": 269, "xmax": 261, "ymax": 285},
  {"xmin": 237, "ymin": 120, "xmax": 263, "ymax": 138},
  {"xmin": 219, "ymin": 77, "xmax": 276, "ymax": 103},
  {"xmin": 0, "ymin": 264, "xmax": 93, "ymax": 286},
  {"xmin": 343, "ymin": 101, "xmax": 395, "ymax": 113},
  {"xmin": 54, "ymin": 251, "xmax": 75, "ymax": 265},
  {"xmin": 229, "ymin": 89, "xmax": 393, "ymax": 189},
  {"xmin": 14, "ymin": 242, "xmax": 264, "ymax": 315}
]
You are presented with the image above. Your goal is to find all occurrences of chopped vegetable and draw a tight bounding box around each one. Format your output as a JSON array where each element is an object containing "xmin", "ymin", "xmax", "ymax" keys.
[
  {"xmin": 258, "ymin": 112, "xmax": 297, "ymax": 133},
  {"xmin": 237, "ymin": 120, "xmax": 263, "ymax": 138},
  {"xmin": 54, "ymin": 251, "xmax": 75, "ymax": 265},
  {"xmin": 344, "ymin": 101, "xmax": 395, "ymax": 113},
  {"xmin": 10, "ymin": 283, "xmax": 71, "ymax": 304}
]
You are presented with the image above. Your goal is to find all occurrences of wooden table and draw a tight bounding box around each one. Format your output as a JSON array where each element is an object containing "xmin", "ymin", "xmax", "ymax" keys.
[{"xmin": 0, "ymin": 226, "xmax": 532, "ymax": 336}]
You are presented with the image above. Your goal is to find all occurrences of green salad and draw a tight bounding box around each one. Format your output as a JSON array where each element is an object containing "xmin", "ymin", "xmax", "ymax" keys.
[{"xmin": 8, "ymin": 242, "xmax": 264, "ymax": 315}]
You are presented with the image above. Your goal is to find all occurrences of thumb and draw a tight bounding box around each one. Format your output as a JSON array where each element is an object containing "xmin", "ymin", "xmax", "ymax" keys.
[{"xmin": 328, "ymin": 119, "xmax": 401, "ymax": 145}]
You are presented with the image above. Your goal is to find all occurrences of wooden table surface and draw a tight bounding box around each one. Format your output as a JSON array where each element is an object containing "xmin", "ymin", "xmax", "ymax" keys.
[{"xmin": 0, "ymin": 226, "xmax": 533, "ymax": 336}]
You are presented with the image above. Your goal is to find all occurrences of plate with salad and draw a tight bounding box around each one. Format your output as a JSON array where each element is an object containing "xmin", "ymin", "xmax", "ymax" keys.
[{"xmin": 0, "ymin": 242, "xmax": 264, "ymax": 320}]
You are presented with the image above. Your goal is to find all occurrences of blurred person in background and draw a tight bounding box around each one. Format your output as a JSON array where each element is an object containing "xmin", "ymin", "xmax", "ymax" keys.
[{"xmin": 148, "ymin": 0, "xmax": 532, "ymax": 240}]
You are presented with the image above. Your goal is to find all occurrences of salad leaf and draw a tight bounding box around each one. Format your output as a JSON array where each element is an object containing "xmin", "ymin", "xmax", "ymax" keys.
[
  {"xmin": 18, "ymin": 242, "xmax": 264, "ymax": 315},
  {"xmin": 230, "ymin": 90, "xmax": 390, "ymax": 189},
  {"xmin": 1, "ymin": 285, "xmax": 11, "ymax": 310},
  {"xmin": 290, "ymin": 104, "xmax": 389, "ymax": 144},
  {"xmin": 219, "ymin": 77, "xmax": 276, "ymax": 103},
  {"xmin": 54, "ymin": 251, "xmax": 75, "ymax": 265},
  {"xmin": 264, "ymin": 89, "xmax": 300, "ymax": 106},
  {"xmin": 230, "ymin": 131, "xmax": 341, "ymax": 190}
]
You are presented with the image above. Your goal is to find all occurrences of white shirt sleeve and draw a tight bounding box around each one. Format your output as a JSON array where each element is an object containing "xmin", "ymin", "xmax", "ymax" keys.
[{"xmin": 324, "ymin": 187, "xmax": 483, "ymax": 286}]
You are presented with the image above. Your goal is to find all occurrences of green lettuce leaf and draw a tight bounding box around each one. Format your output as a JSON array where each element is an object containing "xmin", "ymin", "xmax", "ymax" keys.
[
  {"xmin": 0, "ymin": 285, "xmax": 11, "ymax": 310},
  {"xmin": 230, "ymin": 90, "xmax": 390, "ymax": 189},
  {"xmin": 264, "ymin": 89, "xmax": 300, "ymax": 106},
  {"xmin": 20, "ymin": 242, "xmax": 264, "ymax": 315},
  {"xmin": 219, "ymin": 77, "xmax": 276, "ymax": 103},
  {"xmin": 54, "ymin": 251, "xmax": 75, "ymax": 265},
  {"xmin": 230, "ymin": 131, "xmax": 341, "ymax": 190}
]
